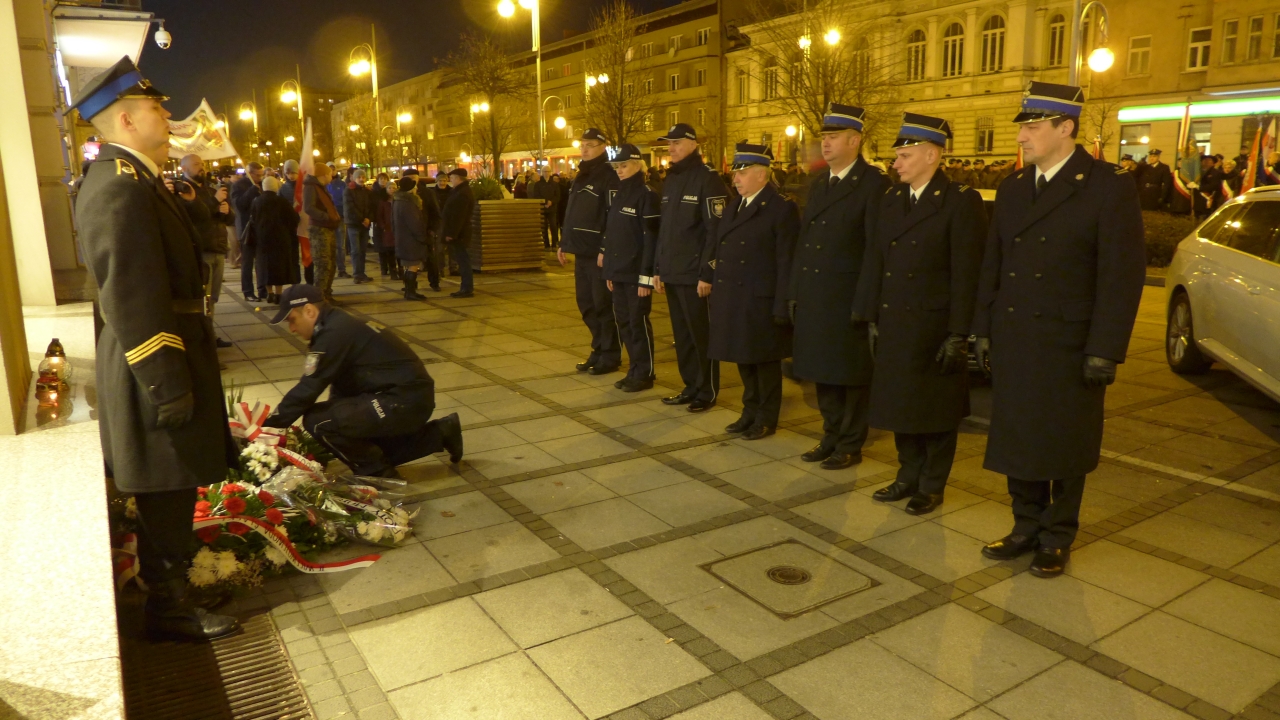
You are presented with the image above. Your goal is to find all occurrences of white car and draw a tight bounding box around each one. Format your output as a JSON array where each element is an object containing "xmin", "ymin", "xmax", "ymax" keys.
[{"xmin": 1165, "ymin": 186, "xmax": 1280, "ymax": 403}]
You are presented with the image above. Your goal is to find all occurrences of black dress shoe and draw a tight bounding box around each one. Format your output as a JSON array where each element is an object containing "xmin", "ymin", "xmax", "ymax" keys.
[
  {"xmin": 439, "ymin": 412, "xmax": 464, "ymax": 463},
  {"xmin": 741, "ymin": 425, "xmax": 776, "ymax": 440},
  {"xmin": 589, "ymin": 363, "xmax": 621, "ymax": 376},
  {"xmin": 215, "ymin": 338, "xmax": 233, "ymax": 349},
  {"xmin": 662, "ymin": 393, "xmax": 692, "ymax": 406},
  {"xmin": 872, "ymin": 480, "xmax": 916, "ymax": 503},
  {"xmin": 725, "ymin": 416, "xmax": 753, "ymax": 434},
  {"xmin": 687, "ymin": 399, "xmax": 715, "ymax": 413},
  {"xmin": 819, "ymin": 452, "xmax": 861, "ymax": 470},
  {"xmin": 244, "ymin": 294, "xmax": 261, "ymax": 302},
  {"xmin": 904, "ymin": 492, "xmax": 944, "ymax": 515},
  {"xmin": 614, "ymin": 378, "xmax": 626, "ymax": 389},
  {"xmin": 1029, "ymin": 546, "xmax": 1069, "ymax": 578},
  {"xmin": 575, "ymin": 356, "xmax": 598, "ymax": 372},
  {"xmin": 801, "ymin": 444, "xmax": 834, "ymax": 463},
  {"xmin": 450, "ymin": 290, "xmax": 474, "ymax": 298},
  {"xmin": 620, "ymin": 376, "xmax": 654, "ymax": 392},
  {"xmin": 981, "ymin": 534, "xmax": 1039, "ymax": 560}
]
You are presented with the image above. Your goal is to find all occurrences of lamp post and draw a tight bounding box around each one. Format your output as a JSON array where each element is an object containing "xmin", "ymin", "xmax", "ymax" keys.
[
  {"xmin": 1068, "ymin": 0, "xmax": 1114, "ymax": 85},
  {"xmin": 540, "ymin": 95, "xmax": 566, "ymax": 174},
  {"xmin": 280, "ymin": 64, "xmax": 304, "ymax": 148},
  {"xmin": 498, "ymin": 0, "xmax": 544, "ymax": 175},
  {"xmin": 469, "ymin": 101, "xmax": 489, "ymax": 173},
  {"xmin": 396, "ymin": 106, "xmax": 415, "ymax": 167},
  {"xmin": 349, "ymin": 26, "xmax": 380, "ymax": 170},
  {"xmin": 238, "ymin": 100, "xmax": 258, "ymax": 157}
]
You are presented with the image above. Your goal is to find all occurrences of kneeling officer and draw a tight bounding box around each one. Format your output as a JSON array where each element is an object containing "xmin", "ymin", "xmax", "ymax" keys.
[{"xmin": 264, "ymin": 285, "xmax": 463, "ymax": 476}]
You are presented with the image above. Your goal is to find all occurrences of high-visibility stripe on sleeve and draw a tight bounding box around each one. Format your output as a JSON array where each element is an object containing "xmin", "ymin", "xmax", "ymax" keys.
[{"xmin": 125, "ymin": 332, "xmax": 185, "ymax": 364}]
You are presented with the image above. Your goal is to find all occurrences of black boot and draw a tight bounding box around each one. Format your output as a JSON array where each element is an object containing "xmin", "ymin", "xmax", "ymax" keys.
[
  {"xmin": 145, "ymin": 577, "xmax": 240, "ymax": 642},
  {"xmin": 403, "ymin": 271, "xmax": 425, "ymax": 300}
]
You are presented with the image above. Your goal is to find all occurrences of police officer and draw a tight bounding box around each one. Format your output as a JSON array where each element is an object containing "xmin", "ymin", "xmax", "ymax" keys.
[
  {"xmin": 559, "ymin": 129, "xmax": 622, "ymax": 374},
  {"xmin": 600, "ymin": 144, "xmax": 661, "ymax": 392},
  {"xmin": 653, "ymin": 123, "xmax": 729, "ymax": 413},
  {"xmin": 71, "ymin": 57, "xmax": 239, "ymax": 641},
  {"xmin": 972, "ymin": 82, "xmax": 1146, "ymax": 577},
  {"xmin": 710, "ymin": 144, "xmax": 798, "ymax": 440},
  {"xmin": 1138, "ymin": 149, "xmax": 1172, "ymax": 211},
  {"xmin": 263, "ymin": 285, "xmax": 464, "ymax": 475},
  {"xmin": 853, "ymin": 114, "xmax": 987, "ymax": 515},
  {"xmin": 789, "ymin": 103, "xmax": 889, "ymax": 470}
]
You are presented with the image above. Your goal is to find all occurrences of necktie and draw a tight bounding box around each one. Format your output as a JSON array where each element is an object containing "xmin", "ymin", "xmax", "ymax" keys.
[
  {"xmin": 1035, "ymin": 174, "xmax": 1049, "ymax": 198},
  {"xmin": 740, "ymin": 197, "xmax": 748, "ymax": 211},
  {"xmin": 910, "ymin": 193, "xmax": 917, "ymax": 207},
  {"xmin": 829, "ymin": 175, "xmax": 839, "ymax": 188}
]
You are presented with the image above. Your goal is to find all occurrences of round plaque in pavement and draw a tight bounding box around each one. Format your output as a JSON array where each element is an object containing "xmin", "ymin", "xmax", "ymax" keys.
[{"xmin": 765, "ymin": 565, "xmax": 812, "ymax": 585}]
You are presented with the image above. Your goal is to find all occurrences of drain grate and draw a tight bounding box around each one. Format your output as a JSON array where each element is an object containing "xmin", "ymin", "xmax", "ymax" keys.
[
  {"xmin": 766, "ymin": 565, "xmax": 813, "ymax": 585},
  {"xmin": 119, "ymin": 592, "xmax": 314, "ymax": 720}
]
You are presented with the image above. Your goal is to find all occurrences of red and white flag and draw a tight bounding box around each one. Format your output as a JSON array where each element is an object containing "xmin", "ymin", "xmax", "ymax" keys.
[
  {"xmin": 296, "ymin": 118, "xmax": 314, "ymax": 267},
  {"xmin": 1172, "ymin": 101, "xmax": 1194, "ymax": 201}
]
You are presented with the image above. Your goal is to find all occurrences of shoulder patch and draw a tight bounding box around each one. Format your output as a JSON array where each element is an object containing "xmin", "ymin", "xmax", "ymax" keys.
[
  {"xmin": 304, "ymin": 352, "xmax": 323, "ymax": 376},
  {"xmin": 959, "ymin": 184, "xmax": 970, "ymax": 192},
  {"xmin": 708, "ymin": 196, "xmax": 725, "ymax": 218},
  {"xmin": 115, "ymin": 159, "xmax": 136, "ymax": 177}
]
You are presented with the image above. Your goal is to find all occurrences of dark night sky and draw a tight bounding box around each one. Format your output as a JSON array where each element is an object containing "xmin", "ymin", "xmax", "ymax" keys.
[{"xmin": 139, "ymin": 0, "xmax": 671, "ymax": 123}]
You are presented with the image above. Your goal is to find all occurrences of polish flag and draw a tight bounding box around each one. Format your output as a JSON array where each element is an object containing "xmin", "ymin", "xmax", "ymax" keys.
[{"xmin": 295, "ymin": 119, "xmax": 313, "ymax": 267}]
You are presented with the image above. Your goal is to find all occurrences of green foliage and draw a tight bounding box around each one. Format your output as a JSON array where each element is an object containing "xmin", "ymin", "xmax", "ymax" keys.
[
  {"xmin": 224, "ymin": 380, "xmax": 244, "ymax": 415},
  {"xmin": 470, "ymin": 176, "xmax": 506, "ymax": 201},
  {"xmin": 1143, "ymin": 211, "xmax": 1197, "ymax": 268}
]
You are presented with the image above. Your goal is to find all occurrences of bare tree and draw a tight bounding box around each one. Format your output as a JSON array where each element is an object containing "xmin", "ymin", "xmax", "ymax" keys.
[
  {"xmin": 1080, "ymin": 74, "xmax": 1123, "ymax": 160},
  {"xmin": 443, "ymin": 34, "xmax": 532, "ymax": 178},
  {"xmin": 334, "ymin": 94, "xmax": 378, "ymax": 168},
  {"xmin": 581, "ymin": 0, "xmax": 664, "ymax": 146},
  {"xmin": 734, "ymin": 0, "xmax": 901, "ymax": 150}
]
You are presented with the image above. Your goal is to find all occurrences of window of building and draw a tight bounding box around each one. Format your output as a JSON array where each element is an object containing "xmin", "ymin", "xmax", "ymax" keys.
[
  {"xmin": 695, "ymin": 67, "xmax": 707, "ymax": 87},
  {"xmin": 736, "ymin": 68, "xmax": 748, "ymax": 104},
  {"xmin": 564, "ymin": 94, "xmax": 573, "ymax": 109},
  {"xmin": 642, "ymin": 42, "xmax": 654, "ymax": 58},
  {"xmin": 763, "ymin": 64, "xmax": 780, "ymax": 99},
  {"xmin": 1128, "ymin": 36, "xmax": 1152, "ymax": 75},
  {"xmin": 644, "ymin": 114, "xmax": 653, "ymax": 131},
  {"xmin": 980, "ymin": 15, "xmax": 1006, "ymax": 73},
  {"xmin": 562, "ymin": 62, "xmax": 573, "ymax": 76},
  {"xmin": 668, "ymin": 72, "xmax": 680, "ymax": 91},
  {"xmin": 789, "ymin": 62, "xmax": 803, "ymax": 94},
  {"xmin": 626, "ymin": 46, "xmax": 634, "ymax": 61},
  {"xmin": 976, "ymin": 117, "xmax": 994, "ymax": 153},
  {"xmin": 624, "ymin": 82, "xmax": 634, "ymax": 97},
  {"xmin": 906, "ymin": 29, "xmax": 926, "ymax": 81},
  {"xmin": 942, "ymin": 22, "xmax": 965, "ymax": 77},
  {"xmin": 1274, "ymin": 14, "xmax": 1280, "ymax": 59},
  {"xmin": 696, "ymin": 28, "xmax": 710, "ymax": 46},
  {"xmin": 644, "ymin": 78, "xmax": 653, "ymax": 95},
  {"xmin": 669, "ymin": 35, "xmax": 682, "ymax": 52},
  {"xmin": 668, "ymin": 109, "xmax": 679, "ymax": 127},
  {"xmin": 546, "ymin": 67, "xmax": 558, "ymax": 80},
  {"xmin": 1222, "ymin": 19, "xmax": 1239, "ymax": 63},
  {"xmin": 1247, "ymin": 16, "xmax": 1264, "ymax": 60},
  {"xmin": 1048, "ymin": 14, "xmax": 1066, "ymax": 66},
  {"xmin": 1188, "ymin": 27, "xmax": 1212, "ymax": 69},
  {"xmin": 761, "ymin": 131, "xmax": 772, "ymax": 147},
  {"xmin": 697, "ymin": 107, "xmax": 706, "ymax": 126}
]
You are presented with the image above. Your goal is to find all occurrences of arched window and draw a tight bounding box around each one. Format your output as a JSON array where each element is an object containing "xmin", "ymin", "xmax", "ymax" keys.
[
  {"xmin": 981, "ymin": 15, "xmax": 1006, "ymax": 73},
  {"xmin": 1048, "ymin": 14, "xmax": 1066, "ymax": 66},
  {"xmin": 942, "ymin": 22, "xmax": 964, "ymax": 77},
  {"xmin": 906, "ymin": 29, "xmax": 926, "ymax": 81}
]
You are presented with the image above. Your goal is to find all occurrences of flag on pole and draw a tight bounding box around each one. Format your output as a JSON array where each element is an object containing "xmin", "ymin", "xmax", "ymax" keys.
[
  {"xmin": 1172, "ymin": 101, "xmax": 1193, "ymax": 201},
  {"xmin": 296, "ymin": 118, "xmax": 314, "ymax": 268},
  {"xmin": 1259, "ymin": 117, "xmax": 1278, "ymax": 187},
  {"xmin": 1091, "ymin": 136, "xmax": 1102, "ymax": 160}
]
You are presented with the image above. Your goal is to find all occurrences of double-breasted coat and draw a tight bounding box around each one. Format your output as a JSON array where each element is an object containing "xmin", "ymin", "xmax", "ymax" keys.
[
  {"xmin": 972, "ymin": 146, "xmax": 1146, "ymax": 481},
  {"xmin": 853, "ymin": 170, "xmax": 987, "ymax": 434},
  {"xmin": 708, "ymin": 184, "xmax": 798, "ymax": 364},
  {"xmin": 75, "ymin": 144, "xmax": 236, "ymax": 493},
  {"xmin": 789, "ymin": 157, "xmax": 889, "ymax": 386}
]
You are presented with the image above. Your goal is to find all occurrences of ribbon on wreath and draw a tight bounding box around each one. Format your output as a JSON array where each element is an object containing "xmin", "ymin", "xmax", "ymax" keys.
[
  {"xmin": 228, "ymin": 401, "xmax": 286, "ymax": 445},
  {"xmin": 193, "ymin": 514, "xmax": 381, "ymax": 574},
  {"xmin": 113, "ymin": 532, "xmax": 145, "ymax": 591}
]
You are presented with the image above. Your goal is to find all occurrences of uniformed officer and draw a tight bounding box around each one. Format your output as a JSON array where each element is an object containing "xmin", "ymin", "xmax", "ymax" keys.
[
  {"xmin": 1138, "ymin": 149, "xmax": 1172, "ymax": 211},
  {"xmin": 71, "ymin": 57, "xmax": 240, "ymax": 641},
  {"xmin": 559, "ymin": 128, "xmax": 622, "ymax": 374},
  {"xmin": 853, "ymin": 113, "xmax": 987, "ymax": 515},
  {"xmin": 972, "ymin": 82, "xmax": 1146, "ymax": 577},
  {"xmin": 789, "ymin": 103, "xmax": 889, "ymax": 470},
  {"xmin": 600, "ymin": 144, "xmax": 661, "ymax": 392},
  {"xmin": 263, "ymin": 285, "xmax": 464, "ymax": 475},
  {"xmin": 653, "ymin": 123, "xmax": 729, "ymax": 413},
  {"xmin": 710, "ymin": 144, "xmax": 799, "ymax": 439}
]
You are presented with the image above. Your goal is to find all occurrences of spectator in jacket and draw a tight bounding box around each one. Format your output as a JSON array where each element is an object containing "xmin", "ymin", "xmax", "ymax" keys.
[
  {"xmin": 250, "ymin": 176, "xmax": 301, "ymax": 303},
  {"xmin": 405, "ymin": 169, "xmax": 442, "ymax": 291},
  {"xmin": 232, "ymin": 162, "xmax": 264, "ymax": 300},
  {"xmin": 279, "ymin": 159, "xmax": 308, "ymax": 285},
  {"xmin": 440, "ymin": 168, "xmax": 475, "ymax": 297},
  {"xmin": 176, "ymin": 155, "xmax": 232, "ymax": 328},
  {"xmin": 371, "ymin": 173, "xmax": 399, "ymax": 280},
  {"xmin": 304, "ymin": 164, "xmax": 342, "ymax": 302},
  {"xmin": 514, "ymin": 176, "xmax": 528, "ymax": 198},
  {"xmin": 553, "ymin": 173, "xmax": 568, "ymax": 234},
  {"xmin": 529, "ymin": 172, "xmax": 561, "ymax": 248},
  {"xmin": 392, "ymin": 175, "xmax": 427, "ymax": 300},
  {"xmin": 343, "ymin": 168, "xmax": 373, "ymax": 284},
  {"xmin": 326, "ymin": 163, "xmax": 350, "ymax": 278}
]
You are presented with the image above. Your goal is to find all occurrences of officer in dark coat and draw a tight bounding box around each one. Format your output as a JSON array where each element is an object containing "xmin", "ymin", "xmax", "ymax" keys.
[
  {"xmin": 264, "ymin": 285, "xmax": 464, "ymax": 474},
  {"xmin": 440, "ymin": 168, "xmax": 475, "ymax": 298},
  {"xmin": 789, "ymin": 103, "xmax": 889, "ymax": 470},
  {"xmin": 710, "ymin": 144, "xmax": 798, "ymax": 440},
  {"xmin": 972, "ymin": 82, "xmax": 1146, "ymax": 577},
  {"xmin": 1138, "ymin": 149, "xmax": 1172, "ymax": 211},
  {"xmin": 560, "ymin": 129, "xmax": 622, "ymax": 374},
  {"xmin": 853, "ymin": 114, "xmax": 987, "ymax": 515},
  {"xmin": 653, "ymin": 123, "xmax": 729, "ymax": 413},
  {"xmin": 71, "ymin": 57, "xmax": 239, "ymax": 641},
  {"xmin": 600, "ymin": 144, "xmax": 661, "ymax": 392}
]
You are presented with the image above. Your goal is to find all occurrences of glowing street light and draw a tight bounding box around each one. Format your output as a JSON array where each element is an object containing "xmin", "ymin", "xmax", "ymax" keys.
[
  {"xmin": 785, "ymin": 125, "xmax": 797, "ymax": 137},
  {"xmin": 798, "ymin": 35, "xmax": 812, "ymax": 50},
  {"xmin": 497, "ymin": 0, "xmax": 515, "ymax": 17},
  {"xmin": 313, "ymin": 149, "xmax": 321, "ymax": 157},
  {"xmin": 824, "ymin": 28, "xmax": 841, "ymax": 46},
  {"xmin": 284, "ymin": 135, "xmax": 296, "ymax": 143},
  {"xmin": 1087, "ymin": 46, "xmax": 1115, "ymax": 72},
  {"xmin": 1069, "ymin": 1, "xmax": 1113, "ymax": 84},
  {"xmin": 348, "ymin": 57, "xmax": 371, "ymax": 76},
  {"xmin": 553, "ymin": 116, "xmax": 566, "ymax": 130},
  {"xmin": 397, "ymin": 112, "xmax": 413, "ymax": 124},
  {"xmin": 349, "ymin": 124, "xmax": 361, "ymax": 132}
]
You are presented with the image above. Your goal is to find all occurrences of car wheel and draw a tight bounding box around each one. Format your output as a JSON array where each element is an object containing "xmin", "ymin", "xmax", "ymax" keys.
[{"xmin": 1166, "ymin": 291, "xmax": 1212, "ymax": 374}]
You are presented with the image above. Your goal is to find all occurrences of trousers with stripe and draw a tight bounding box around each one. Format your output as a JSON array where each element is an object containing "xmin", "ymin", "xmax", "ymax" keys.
[
  {"xmin": 611, "ymin": 281, "xmax": 654, "ymax": 381},
  {"xmin": 666, "ymin": 282, "xmax": 718, "ymax": 402}
]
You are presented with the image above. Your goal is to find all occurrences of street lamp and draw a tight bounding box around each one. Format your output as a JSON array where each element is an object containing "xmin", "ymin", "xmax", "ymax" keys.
[
  {"xmin": 823, "ymin": 28, "xmax": 841, "ymax": 46},
  {"xmin": 238, "ymin": 101, "xmax": 258, "ymax": 135},
  {"xmin": 785, "ymin": 125, "xmax": 797, "ymax": 137},
  {"xmin": 499, "ymin": 0, "xmax": 543, "ymax": 178},
  {"xmin": 280, "ymin": 64, "xmax": 304, "ymax": 125},
  {"xmin": 349, "ymin": 25, "xmax": 381, "ymax": 168},
  {"xmin": 1068, "ymin": 0, "xmax": 1113, "ymax": 85}
]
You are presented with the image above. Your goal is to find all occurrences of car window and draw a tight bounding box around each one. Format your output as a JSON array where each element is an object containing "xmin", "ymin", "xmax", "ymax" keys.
[
  {"xmin": 1196, "ymin": 203, "xmax": 1246, "ymax": 244},
  {"xmin": 1227, "ymin": 201, "xmax": 1280, "ymax": 260}
]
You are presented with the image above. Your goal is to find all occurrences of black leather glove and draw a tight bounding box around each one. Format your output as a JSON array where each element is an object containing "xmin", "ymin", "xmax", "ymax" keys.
[
  {"xmin": 868, "ymin": 323, "xmax": 878, "ymax": 356},
  {"xmin": 1083, "ymin": 355, "xmax": 1117, "ymax": 387},
  {"xmin": 155, "ymin": 392, "xmax": 194, "ymax": 430},
  {"xmin": 261, "ymin": 413, "xmax": 289, "ymax": 429},
  {"xmin": 787, "ymin": 300, "xmax": 797, "ymax": 324},
  {"xmin": 935, "ymin": 334, "xmax": 968, "ymax": 375},
  {"xmin": 772, "ymin": 315, "xmax": 789, "ymax": 327},
  {"xmin": 973, "ymin": 337, "xmax": 991, "ymax": 379}
]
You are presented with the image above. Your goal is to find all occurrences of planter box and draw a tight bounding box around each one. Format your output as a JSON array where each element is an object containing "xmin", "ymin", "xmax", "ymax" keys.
[{"xmin": 467, "ymin": 199, "xmax": 544, "ymax": 272}]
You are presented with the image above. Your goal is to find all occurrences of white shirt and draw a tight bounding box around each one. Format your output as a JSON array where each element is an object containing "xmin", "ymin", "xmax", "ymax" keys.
[
  {"xmin": 739, "ymin": 186, "xmax": 766, "ymax": 208},
  {"xmin": 909, "ymin": 184, "xmax": 927, "ymax": 203},
  {"xmin": 107, "ymin": 143, "xmax": 160, "ymax": 177},
  {"xmin": 828, "ymin": 159, "xmax": 857, "ymax": 183},
  {"xmin": 1036, "ymin": 153, "xmax": 1072, "ymax": 185}
]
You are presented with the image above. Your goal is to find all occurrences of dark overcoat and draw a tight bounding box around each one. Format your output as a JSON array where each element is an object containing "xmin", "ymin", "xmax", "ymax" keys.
[
  {"xmin": 601, "ymin": 173, "xmax": 660, "ymax": 283},
  {"xmin": 789, "ymin": 157, "xmax": 888, "ymax": 386},
  {"xmin": 250, "ymin": 190, "xmax": 301, "ymax": 286},
  {"xmin": 708, "ymin": 184, "xmax": 798, "ymax": 364},
  {"xmin": 75, "ymin": 144, "xmax": 236, "ymax": 493},
  {"xmin": 392, "ymin": 190, "xmax": 426, "ymax": 263},
  {"xmin": 854, "ymin": 170, "xmax": 987, "ymax": 434},
  {"xmin": 440, "ymin": 183, "xmax": 475, "ymax": 246},
  {"xmin": 1137, "ymin": 160, "xmax": 1172, "ymax": 211},
  {"xmin": 972, "ymin": 146, "xmax": 1146, "ymax": 481}
]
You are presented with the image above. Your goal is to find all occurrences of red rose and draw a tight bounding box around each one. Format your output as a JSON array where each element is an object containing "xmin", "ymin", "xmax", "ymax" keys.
[
  {"xmin": 305, "ymin": 453, "xmax": 316, "ymax": 461},
  {"xmin": 265, "ymin": 508, "xmax": 285, "ymax": 525},
  {"xmin": 257, "ymin": 490, "xmax": 275, "ymax": 506},
  {"xmin": 194, "ymin": 500, "xmax": 212, "ymax": 518},
  {"xmin": 197, "ymin": 487, "xmax": 208, "ymax": 498},
  {"xmin": 223, "ymin": 497, "xmax": 247, "ymax": 515},
  {"xmin": 196, "ymin": 525, "xmax": 221, "ymax": 543},
  {"xmin": 222, "ymin": 483, "xmax": 245, "ymax": 494},
  {"xmin": 227, "ymin": 522, "xmax": 251, "ymax": 536}
]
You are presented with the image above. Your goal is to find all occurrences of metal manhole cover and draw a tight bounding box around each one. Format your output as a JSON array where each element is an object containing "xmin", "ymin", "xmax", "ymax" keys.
[{"xmin": 766, "ymin": 565, "xmax": 812, "ymax": 585}]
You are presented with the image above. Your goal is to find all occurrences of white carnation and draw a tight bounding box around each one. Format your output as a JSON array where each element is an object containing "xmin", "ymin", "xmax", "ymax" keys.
[
  {"xmin": 192, "ymin": 547, "xmax": 218, "ymax": 571},
  {"xmin": 214, "ymin": 551, "xmax": 241, "ymax": 580},
  {"xmin": 358, "ymin": 521, "xmax": 385, "ymax": 544},
  {"xmin": 263, "ymin": 545, "xmax": 289, "ymax": 566},
  {"xmin": 188, "ymin": 566, "xmax": 218, "ymax": 587}
]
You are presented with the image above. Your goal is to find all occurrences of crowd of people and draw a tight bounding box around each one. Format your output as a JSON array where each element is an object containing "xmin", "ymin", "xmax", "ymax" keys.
[{"xmin": 1121, "ymin": 145, "xmax": 1280, "ymax": 215}]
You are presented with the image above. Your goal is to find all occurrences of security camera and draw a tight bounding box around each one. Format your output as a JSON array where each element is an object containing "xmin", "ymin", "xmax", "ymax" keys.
[{"xmin": 155, "ymin": 26, "xmax": 172, "ymax": 49}]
